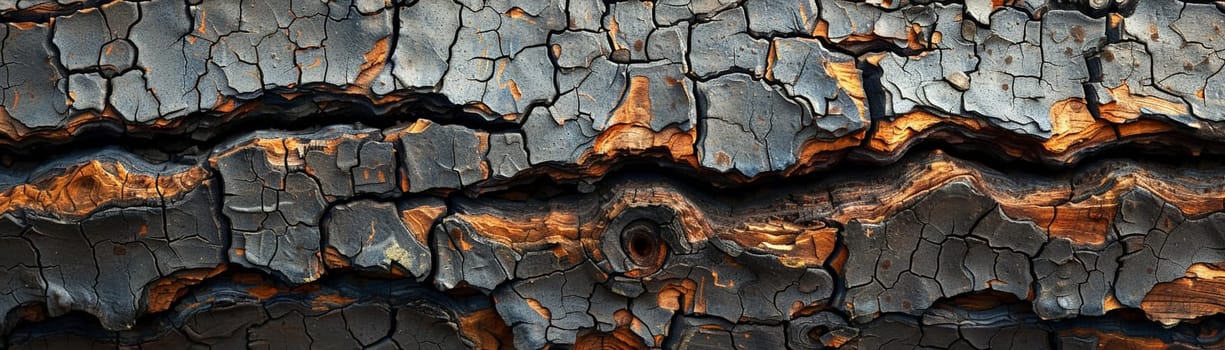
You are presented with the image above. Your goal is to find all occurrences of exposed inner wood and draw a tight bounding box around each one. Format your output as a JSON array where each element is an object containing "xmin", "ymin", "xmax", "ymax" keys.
[{"xmin": 4, "ymin": 0, "xmax": 1225, "ymax": 348}]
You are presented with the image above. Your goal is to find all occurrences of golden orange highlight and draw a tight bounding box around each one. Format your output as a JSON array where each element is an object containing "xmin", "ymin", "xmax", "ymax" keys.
[
  {"xmin": 349, "ymin": 37, "xmax": 391, "ymax": 91},
  {"xmin": 0, "ymin": 160, "xmax": 209, "ymax": 218},
  {"xmin": 456, "ymin": 308, "xmax": 514, "ymax": 350},
  {"xmin": 311, "ymin": 293, "xmax": 357, "ymax": 311},
  {"xmin": 401, "ymin": 203, "xmax": 447, "ymax": 244},
  {"xmin": 455, "ymin": 210, "xmax": 581, "ymax": 244},
  {"xmin": 1096, "ymin": 84, "xmax": 1189, "ymax": 123},
  {"xmin": 1142, "ymin": 263, "xmax": 1225, "ymax": 326},
  {"xmin": 593, "ymin": 76, "xmax": 699, "ymax": 167},
  {"xmin": 828, "ymin": 154, "xmax": 1225, "ymax": 246},
  {"xmin": 825, "ymin": 59, "xmax": 869, "ymax": 126},
  {"xmin": 144, "ymin": 265, "xmax": 227, "ymax": 313},
  {"xmin": 722, "ymin": 220, "xmax": 836, "ymax": 268},
  {"xmin": 573, "ymin": 328, "xmax": 647, "ymax": 350}
]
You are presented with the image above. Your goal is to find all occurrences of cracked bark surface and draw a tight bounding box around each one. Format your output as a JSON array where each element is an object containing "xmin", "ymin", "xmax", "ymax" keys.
[{"xmin": 3, "ymin": 0, "xmax": 1225, "ymax": 348}]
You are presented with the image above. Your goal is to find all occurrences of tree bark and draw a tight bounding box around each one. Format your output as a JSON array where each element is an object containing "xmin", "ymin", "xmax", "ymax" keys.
[{"xmin": 2, "ymin": 0, "xmax": 1225, "ymax": 348}]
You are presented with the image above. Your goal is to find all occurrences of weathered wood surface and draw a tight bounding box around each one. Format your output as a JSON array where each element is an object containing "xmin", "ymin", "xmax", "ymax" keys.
[{"xmin": 2, "ymin": 0, "xmax": 1225, "ymax": 348}]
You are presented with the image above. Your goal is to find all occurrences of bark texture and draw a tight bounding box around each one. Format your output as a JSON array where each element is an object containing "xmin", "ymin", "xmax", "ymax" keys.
[{"xmin": 2, "ymin": 0, "xmax": 1225, "ymax": 348}]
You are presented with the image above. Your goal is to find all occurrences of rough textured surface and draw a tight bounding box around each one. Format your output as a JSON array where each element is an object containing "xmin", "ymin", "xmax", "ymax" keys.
[{"xmin": 3, "ymin": 0, "xmax": 1225, "ymax": 348}]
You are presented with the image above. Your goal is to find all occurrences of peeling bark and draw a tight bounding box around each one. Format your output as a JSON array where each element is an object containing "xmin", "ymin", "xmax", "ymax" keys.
[{"xmin": 2, "ymin": 0, "xmax": 1225, "ymax": 348}]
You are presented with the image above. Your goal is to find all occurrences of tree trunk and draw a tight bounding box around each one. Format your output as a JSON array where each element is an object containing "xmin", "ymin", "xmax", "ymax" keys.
[{"xmin": 1, "ymin": 0, "xmax": 1224, "ymax": 348}]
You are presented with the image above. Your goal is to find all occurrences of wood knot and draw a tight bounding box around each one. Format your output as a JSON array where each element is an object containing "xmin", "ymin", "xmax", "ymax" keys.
[{"xmin": 619, "ymin": 219, "xmax": 667, "ymax": 277}]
